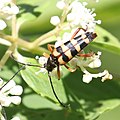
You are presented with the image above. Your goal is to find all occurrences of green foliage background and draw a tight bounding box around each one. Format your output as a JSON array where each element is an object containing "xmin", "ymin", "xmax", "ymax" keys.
[{"xmin": 0, "ymin": 0, "xmax": 120, "ymax": 120}]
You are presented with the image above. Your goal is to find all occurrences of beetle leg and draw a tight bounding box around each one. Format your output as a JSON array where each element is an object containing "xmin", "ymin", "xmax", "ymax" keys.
[
  {"xmin": 57, "ymin": 65, "xmax": 61, "ymax": 80},
  {"xmin": 77, "ymin": 52, "xmax": 94, "ymax": 57},
  {"xmin": 64, "ymin": 64, "xmax": 76, "ymax": 72}
]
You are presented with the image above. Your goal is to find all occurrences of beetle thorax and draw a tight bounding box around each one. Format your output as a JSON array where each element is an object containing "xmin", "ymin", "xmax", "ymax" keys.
[{"xmin": 44, "ymin": 54, "xmax": 59, "ymax": 72}]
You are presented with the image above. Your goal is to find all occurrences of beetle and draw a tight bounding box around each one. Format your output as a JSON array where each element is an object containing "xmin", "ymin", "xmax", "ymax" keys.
[
  {"xmin": 11, "ymin": 28, "xmax": 97, "ymax": 107},
  {"xmin": 44, "ymin": 28, "xmax": 97, "ymax": 79}
]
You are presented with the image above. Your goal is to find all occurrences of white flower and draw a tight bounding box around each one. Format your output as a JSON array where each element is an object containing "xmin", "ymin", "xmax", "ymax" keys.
[
  {"xmin": 0, "ymin": 78, "xmax": 3, "ymax": 86},
  {"xmin": 88, "ymin": 58, "xmax": 101, "ymax": 68},
  {"xmin": 0, "ymin": 1, "xmax": 19, "ymax": 17},
  {"xmin": 0, "ymin": 78, "xmax": 22, "ymax": 120},
  {"xmin": 0, "ymin": 19, "xmax": 7, "ymax": 30},
  {"xmin": 1, "ymin": 80, "xmax": 16, "ymax": 93},
  {"xmin": 69, "ymin": 51, "xmax": 113, "ymax": 83},
  {"xmin": 35, "ymin": 56, "xmax": 48, "ymax": 74},
  {"xmin": 9, "ymin": 85, "xmax": 23, "ymax": 95},
  {"xmin": 101, "ymin": 70, "xmax": 113, "ymax": 82},
  {"xmin": 88, "ymin": 51, "xmax": 102, "ymax": 68},
  {"xmin": 0, "ymin": 0, "xmax": 19, "ymax": 30},
  {"xmin": 50, "ymin": 16, "xmax": 60, "ymax": 26},
  {"xmin": 56, "ymin": 1, "xmax": 66, "ymax": 10},
  {"xmin": 0, "ymin": 79, "xmax": 23, "ymax": 107},
  {"xmin": 66, "ymin": 0, "xmax": 101, "ymax": 32},
  {"xmin": 37, "ymin": 56, "xmax": 48, "ymax": 66},
  {"xmin": 11, "ymin": 116, "xmax": 20, "ymax": 120},
  {"xmin": 9, "ymin": 96, "xmax": 21, "ymax": 105},
  {"xmin": 82, "ymin": 70, "xmax": 112, "ymax": 83},
  {"xmin": 83, "ymin": 74, "xmax": 93, "ymax": 83},
  {"xmin": 69, "ymin": 51, "xmax": 102, "ymax": 69}
]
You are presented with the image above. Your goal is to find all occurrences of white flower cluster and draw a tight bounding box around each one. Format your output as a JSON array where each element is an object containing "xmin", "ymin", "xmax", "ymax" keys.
[
  {"xmin": 0, "ymin": 78, "xmax": 23, "ymax": 120},
  {"xmin": 0, "ymin": 79, "xmax": 23, "ymax": 107},
  {"xmin": 50, "ymin": 0, "xmax": 101, "ymax": 32},
  {"xmin": 0, "ymin": 0, "xmax": 19, "ymax": 30},
  {"xmin": 35, "ymin": 56, "xmax": 48, "ymax": 74},
  {"xmin": 69, "ymin": 51, "xmax": 113, "ymax": 83}
]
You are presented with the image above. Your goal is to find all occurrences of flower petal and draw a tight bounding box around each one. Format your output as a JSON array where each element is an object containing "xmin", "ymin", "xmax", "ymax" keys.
[
  {"xmin": 56, "ymin": 1, "xmax": 66, "ymax": 10},
  {"xmin": 88, "ymin": 58, "xmax": 101, "ymax": 68},
  {"xmin": 0, "ymin": 20, "xmax": 7, "ymax": 30},
  {"xmin": 9, "ymin": 85, "xmax": 23, "ymax": 95},
  {"xmin": 11, "ymin": 116, "xmax": 20, "ymax": 120},
  {"xmin": 83, "ymin": 74, "xmax": 93, "ymax": 83},
  {"xmin": 1, "ymin": 80, "xmax": 16, "ymax": 93},
  {"xmin": 50, "ymin": 16, "xmax": 60, "ymax": 26},
  {"xmin": 10, "ymin": 96, "xmax": 21, "ymax": 105}
]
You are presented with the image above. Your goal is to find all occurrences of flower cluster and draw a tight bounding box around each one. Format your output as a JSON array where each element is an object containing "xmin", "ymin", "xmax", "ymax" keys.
[
  {"xmin": 50, "ymin": 0, "xmax": 101, "ymax": 32},
  {"xmin": 0, "ymin": 78, "xmax": 23, "ymax": 120},
  {"xmin": 69, "ymin": 51, "xmax": 113, "ymax": 83},
  {"xmin": 0, "ymin": 0, "xmax": 19, "ymax": 30}
]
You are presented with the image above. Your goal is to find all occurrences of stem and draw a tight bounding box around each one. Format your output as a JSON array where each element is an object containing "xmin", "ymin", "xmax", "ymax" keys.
[
  {"xmin": 11, "ymin": 0, "xmax": 18, "ymax": 38},
  {"xmin": 32, "ymin": 27, "xmax": 60, "ymax": 46},
  {"xmin": 0, "ymin": 0, "xmax": 18, "ymax": 68},
  {"xmin": 32, "ymin": 1, "xmax": 70, "ymax": 47},
  {"xmin": 0, "ymin": 44, "xmax": 16, "ymax": 69},
  {"xmin": 0, "ymin": 33, "xmax": 49, "ymax": 54},
  {"xmin": 32, "ymin": 22, "xmax": 70, "ymax": 47},
  {"xmin": 12, "ymin": 15, "xmax": 17, "ymax": 38},
  {"xmin": 59, "ymin": 0, "xmax": 70, "ymax": 25}
]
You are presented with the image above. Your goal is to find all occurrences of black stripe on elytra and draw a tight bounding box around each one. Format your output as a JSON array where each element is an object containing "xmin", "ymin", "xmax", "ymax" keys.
[
  {"xmin": 74, "ymin": 35, "xmax": 87, "ymax": 50},
  {"xmin": 64, "ymin": 41, "xmax": 78, "ymax": 57},
  {"xmin": 85, "ymin": 32, "xmax": 93, "ymax": 42},
  {"xmin": 74, "ymin": 35, "xmax": 82, "ymax": 40},
  {"xmin": 71, "ymin": 48, "xmax": 78, "ymax": 57},
  {"xmin": 77, "ymin": 39, "xmax": 87, "ymax": 50},
  {"xmin": 64, "ymin": 41, "xmax": 74, "ymax": 49},
  {"xmin": 56, "ymin": 46, "xmax": 63, "ymax": 54},
  {"xmin": 62, "ymin": 53, "xmax": 69, "ymax": 63},
  {"xmin": 56, "ymin": 45, "xmax": 70, "ymax": 62}
]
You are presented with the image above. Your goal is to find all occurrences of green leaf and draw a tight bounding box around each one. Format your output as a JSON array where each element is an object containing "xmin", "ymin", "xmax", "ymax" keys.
[
  {"xmin": 91, "ymin": 26, "xmax": 120, "ymax": 55},
  {"xmin": 20, "ymin": 56, "xmax": 68, "ymax": 105},
  {"xmin": 17, "ymin": 0, "xmax": 61, "ymax": 34},
  {"xmin": 63, "ymin": 70, "xmax": 120, "ymax": 120}
]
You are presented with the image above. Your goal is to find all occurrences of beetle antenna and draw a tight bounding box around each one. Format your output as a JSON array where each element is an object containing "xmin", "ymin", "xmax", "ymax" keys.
[
  {"xmin": 48, "ymin": 72, "xmax": 67, "ymax": 108},
  {"xmin": 0, "ymin": 65, "xmax": 26, "ymax": 90},
  {"xmin": 10, "ymin": 53, "xmax": 44, "ymax": 68}
]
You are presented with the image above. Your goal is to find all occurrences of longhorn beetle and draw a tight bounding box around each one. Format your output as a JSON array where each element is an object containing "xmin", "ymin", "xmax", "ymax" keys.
[{"xmin": 12, "ymin": 28, "xmax": 97, "ymax": 107}]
